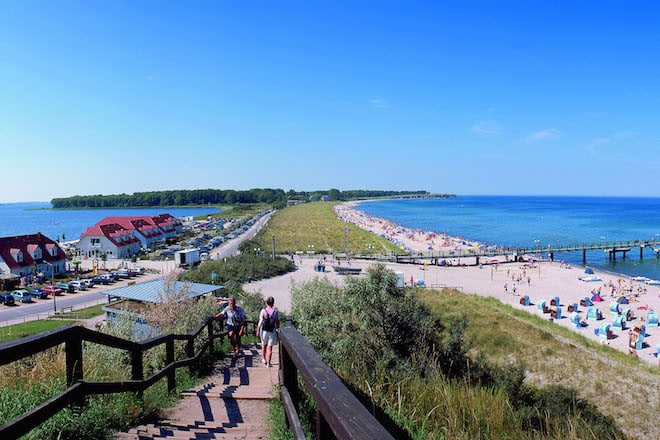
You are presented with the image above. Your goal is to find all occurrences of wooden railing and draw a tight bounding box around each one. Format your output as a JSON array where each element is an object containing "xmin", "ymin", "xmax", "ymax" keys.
[
  {"xmin": 278, "ymin": 319, "xmax": 395, "ymax": 440},
  {"xmin": 1, "ymin": 317, "xmax": 396, "ymax": 439},
  {"xmin": 0, "ymin": 317, "xmax": 257, "ymax": 439}
]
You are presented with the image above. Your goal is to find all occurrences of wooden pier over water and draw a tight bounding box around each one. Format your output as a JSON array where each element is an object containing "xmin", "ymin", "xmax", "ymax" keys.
[{"xmin": 357, "ymin": 239, "xmax": 660, "ymax": 265}]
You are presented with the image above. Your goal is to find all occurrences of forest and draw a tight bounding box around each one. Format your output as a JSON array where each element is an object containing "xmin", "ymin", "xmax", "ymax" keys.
[{"xmin": 50, "ymin": 188, "xmax": 431, "ymax": 208}]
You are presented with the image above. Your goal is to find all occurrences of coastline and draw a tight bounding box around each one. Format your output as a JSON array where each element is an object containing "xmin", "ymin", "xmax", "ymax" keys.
[
  {"xmin": 338, "ymin": 200, "xmax": 660, "ymax": 365},
  {"xmin": 246, "ymin": 200, "xmax": 660, "ymax": 366}
]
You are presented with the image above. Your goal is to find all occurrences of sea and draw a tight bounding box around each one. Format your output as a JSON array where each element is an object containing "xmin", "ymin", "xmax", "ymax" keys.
[
  {"xmin": 356, "ymin": 195, "xmax": 660, "ymax": 281},
  {"xmin": 0, "ymin": 202, "xmax": 219, "ymax": 243}
]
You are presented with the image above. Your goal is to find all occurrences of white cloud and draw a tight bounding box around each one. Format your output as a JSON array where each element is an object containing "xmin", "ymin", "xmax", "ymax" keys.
[
  {"xmin": 586, "ymin": 138, "xmax": 609, "ymax": 155},
  {"xmin": 523, "ymin": 128, "xmax": 561, "ymax": 143},
  {"xmin": 471, "ymin": 119, "xmax": 501, "ymax": 136},
  {"xmin": 370, "ymin": 98, "xmax": 388, "ymax": 109}
]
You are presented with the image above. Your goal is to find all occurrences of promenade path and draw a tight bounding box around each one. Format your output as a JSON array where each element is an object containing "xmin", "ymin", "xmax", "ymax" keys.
[{"xmin": 114, "ymin": 344, "xmax": 280, "ymax": 440}]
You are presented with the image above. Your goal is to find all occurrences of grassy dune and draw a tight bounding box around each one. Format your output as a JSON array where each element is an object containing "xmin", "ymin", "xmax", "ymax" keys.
[
  {"xmin": 421, "ymin": 288, "xmax": 660, "ymax": 440},
  {"xmin": 253, "ymin": 201, "xmax": 404, "ymax": 254}
]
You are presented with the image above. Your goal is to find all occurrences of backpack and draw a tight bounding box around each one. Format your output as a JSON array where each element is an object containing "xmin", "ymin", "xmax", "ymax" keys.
[{"xmin": 262, "ymin": 309, "xmax": 278, "ymax": 332}]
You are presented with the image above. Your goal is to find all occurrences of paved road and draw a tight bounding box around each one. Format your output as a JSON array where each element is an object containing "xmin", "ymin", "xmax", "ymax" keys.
[{"xmin": 0, "ymin": 211, "xmax": 273, "ymax": 327}]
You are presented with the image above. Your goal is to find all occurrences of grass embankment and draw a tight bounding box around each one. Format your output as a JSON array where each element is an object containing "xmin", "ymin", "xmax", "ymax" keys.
[
  {"xmin": 252, "ymin": 201, "xmax": 404, "ymax": 255},
  {"xmin": 421, "ymin": 288, "xmax": 660, "ymax": 440},
  {"xmin": 0, "ymin": 304, "xmax": 106, "ymax": 343}
]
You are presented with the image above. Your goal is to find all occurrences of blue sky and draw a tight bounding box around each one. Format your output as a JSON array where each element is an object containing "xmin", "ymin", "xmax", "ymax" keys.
[{"xmin": 1, "ymin": 1, "xmax": 660, "ymax": 202}]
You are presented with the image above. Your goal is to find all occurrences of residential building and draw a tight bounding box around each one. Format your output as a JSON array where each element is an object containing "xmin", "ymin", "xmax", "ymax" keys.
[
  {"xmin": 0, "ymin": 232, "xmax": 67, "ymax": 279},
  {"xmin": 77, "ymin": 213, "xmax": 183, "ymax": 259}
]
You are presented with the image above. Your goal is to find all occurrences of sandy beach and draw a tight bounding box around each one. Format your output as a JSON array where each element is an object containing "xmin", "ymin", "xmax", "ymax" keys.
[{"xmin": 245, "ymin": 202, "xmax": 660, "ymax": 367}]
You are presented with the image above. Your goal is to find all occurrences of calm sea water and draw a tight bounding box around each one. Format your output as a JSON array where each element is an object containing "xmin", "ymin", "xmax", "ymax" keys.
[
  {"xmin": 356, "ymin": 196, "xmax": 660, "ymax": 280},
  {"xmin": 0, "ymin": 202, "xmax": 219, "ymax": 242}
]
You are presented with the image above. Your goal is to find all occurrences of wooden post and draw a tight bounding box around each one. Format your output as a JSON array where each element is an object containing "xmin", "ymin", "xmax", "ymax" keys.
[
  {"xmin": 166, "ymin": 338, "xmax": 175, "ymax": 393},
  {"xmin": 186, "ymin": 337, "xmax": 195, "ymax": 374},
  {"xmin": 131, "ymin": 349, "xmax": 144, "ymax": 399},
  {"xmin": 317, "ymin": 408, "xmax": 334, "ymax": 440},
  {"xmin": 208, "ymin": 320, "xmax": 215, "ymax": 357},
  {"xmin": 65, "ymin": 332, "xmax": 84, "ymax": 408}
]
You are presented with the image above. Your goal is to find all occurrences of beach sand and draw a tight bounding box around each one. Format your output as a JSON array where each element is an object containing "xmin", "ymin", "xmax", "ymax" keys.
[{"xmin": 244, "ymin": 202, "xmax": 660, "ymax": 367}]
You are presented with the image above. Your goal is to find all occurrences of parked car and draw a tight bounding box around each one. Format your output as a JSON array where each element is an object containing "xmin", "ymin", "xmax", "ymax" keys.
[
  {"xmin": 128, "ymin": 267, "xmax": 144, "ymax": 276},
  {"xmin": 92, "ymin": 275, "xmax": 110, "ymax": 285},
  {"xmin": 68, "ymin": 280, "xmax": 87, "ymax": 291},
  {"xmin": 29, "ymin": 289, "xmax": 49, "ymax": 299},
  {"xmin": 43, "ymin": 285, "xmax": 63, "ymax": 296},
  {"xmin": 0, "ymin": 293, "xmax": 15, "ymax": 305},
  {"xmin": 79, "ymin": 279, "xmax": 95, "ymax": 289},
  {"xmin": 115, "ymin": 269, "xmax": 132, "ymax": 278},
  {"xmin": 11, "ymin": 289, "xmax": 32, "ymax": 303},
  {"xmin": 56, "ymin": 283, "xmax": 75, "ymax": 293}
]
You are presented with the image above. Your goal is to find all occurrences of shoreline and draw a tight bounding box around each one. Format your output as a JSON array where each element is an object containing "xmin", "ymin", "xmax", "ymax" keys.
[{"xmin": 245, "ymin": 201, "xmax": 660, "ymax": 366}]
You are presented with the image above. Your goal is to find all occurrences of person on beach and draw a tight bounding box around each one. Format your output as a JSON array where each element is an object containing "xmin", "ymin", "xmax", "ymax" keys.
[
  {"xmin": 256, "ymin": 296, "xmax": 280, "ymax": 368},
  {"xmin": 216, "ymin": 297, "xmax": 247, "ymax": 358}
]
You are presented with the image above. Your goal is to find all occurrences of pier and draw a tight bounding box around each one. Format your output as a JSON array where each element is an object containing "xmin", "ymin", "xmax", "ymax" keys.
[{"xmin": 358, "ymin": 239, "xmax": 660, "ymax": 265}]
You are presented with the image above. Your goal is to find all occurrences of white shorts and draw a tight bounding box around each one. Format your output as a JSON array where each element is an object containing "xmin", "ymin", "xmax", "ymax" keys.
[{"xmin": 261, "ymin": 329, "xmax": 278, "ymax": 346}]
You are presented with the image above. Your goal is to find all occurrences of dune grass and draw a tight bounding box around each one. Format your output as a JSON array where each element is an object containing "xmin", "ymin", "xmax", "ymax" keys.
[
  {"xmin": 252, "ymin": 201, "xmax": 404, "ymax": 254},
  {"xmin": 420, "ymin": 288, "xmax": 660, "ymax": 439}
]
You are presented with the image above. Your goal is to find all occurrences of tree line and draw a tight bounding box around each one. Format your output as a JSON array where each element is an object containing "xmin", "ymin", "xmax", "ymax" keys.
[{"xmin": 50, "ymin": 188, "xmax": 432, "ymax": 208}]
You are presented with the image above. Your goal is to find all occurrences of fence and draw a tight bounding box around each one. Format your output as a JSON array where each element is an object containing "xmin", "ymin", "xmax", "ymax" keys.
[
  {"xmin": 278, "ymin": 320, "xmax": 394, "ymax": 440},
  {"xmin": 0, "ymin": 317, "xmax": 254, "ymax": 439}
]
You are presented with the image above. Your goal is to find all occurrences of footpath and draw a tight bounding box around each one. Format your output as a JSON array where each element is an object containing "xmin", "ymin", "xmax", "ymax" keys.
[{"xmin": 114, "ymin": 344, "xmax": 280, "ymax": 440}]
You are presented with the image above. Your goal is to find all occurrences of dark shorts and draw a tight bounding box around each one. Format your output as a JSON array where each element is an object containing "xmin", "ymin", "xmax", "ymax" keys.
[{"xmin": 226, "ymin": 324, "xmax": 234, "ymax": 333}]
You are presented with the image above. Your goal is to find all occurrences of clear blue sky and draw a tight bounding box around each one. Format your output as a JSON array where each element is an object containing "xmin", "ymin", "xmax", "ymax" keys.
[{"xmin": 2, "ymin": 1, "xmax": 659, "ymax": 202}]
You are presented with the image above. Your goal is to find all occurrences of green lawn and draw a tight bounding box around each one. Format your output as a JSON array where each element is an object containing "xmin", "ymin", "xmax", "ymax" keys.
[
  {"xmin": 253, "ymin": 202, "xmax": 404, "ymax": 254},
  {"xmin": 55, "ymin": 303, "xmax": 105, "ymax": 320},
  {"xmin": 0, "ymin": 320, "xmax": 76, "ymax": 343}
]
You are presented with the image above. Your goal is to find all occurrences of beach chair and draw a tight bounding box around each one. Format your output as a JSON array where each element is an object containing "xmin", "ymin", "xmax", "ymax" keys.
[
  {"xmin": 598, "ymin": 323, "xmax": 612, "ymax": 339},
  {"xmin": 519, "ymin": 295, "xmax": 530, "ymax": 306},
  {"xmin": 647, "ymin": 311, "xmax": 659, "ymax": 327},
  {"xmin": 568, "ymin": 302, "xmax": 578, "ymax": 313},
  {"xmin": 609, "ymin": 302, "xmax": 619, "ymax": 314},
  {"xmin": 550, "ymin": 296, "xmax": 560, "ymax": 306},
  {"xmin": 630, "ymin": 325, "xmax": 646, "ymax": 350},
  {"xmin": 551, "ymin": 306, "xmax": 562, "ymax": 320},
  {"xmin": 620, "ymin": 308, "xmax": 631, "ymax": 321},
  {"xmin": 580, "ymin": 297, "xmax": 593, "ymax": 307},
  {"xmin": 587, "ymin": 307, "xmax": 600, "ymax": 321},
  {"xmin": 537, "ymin": 300, "xmax": 547, "ymax": 313},
  {"xmin": 612, "ymin": 315, "xmax": 626, "ymax": 330},
  {"xmin": 569, "ymin": 311, "xmax": 581, "ymax": 328}
]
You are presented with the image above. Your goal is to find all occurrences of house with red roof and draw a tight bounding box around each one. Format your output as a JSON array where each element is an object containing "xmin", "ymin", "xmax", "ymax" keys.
[
  {"xmin": 0, "ymin": 233, "xmax": 67, "ymax": 278},
  {"xmin": 76, "ymin": 214, "xmax": 183, "ymax": 259}
]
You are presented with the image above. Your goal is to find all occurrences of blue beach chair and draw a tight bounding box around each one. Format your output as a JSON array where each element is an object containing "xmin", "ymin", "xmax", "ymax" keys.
[
  {"xmin": 612, "ymin": 314, "xmax": 625, "ymax": 330},
  {"xmin": 609, "ymin": 302, "xmax": 619, "ymax": 314},
  {"xmin": 631, "ymin": 325, "xmax": 646, "ymax": 350},
  {"xmin": 550, "ymin": 296, "xmax": 560, "ymax": 306},
  {"xmin": 569, "ymin": 311, "xmax": 581, "ymax": 328},
  {"xmin": 580, "ymin": 297, "xmax": 593, "ymax": 307},
  {"xmin": 552, "ymin": 306, "xmax": 562, "ymax": 320},
  {"xmin": 519, "ymin": 295, "xmax": 530, "ymax": 306},
  {"xmin": 587, "ymin": 307, "xmax": 600, "ymax": 321},
  {"xmin": 598, "ymin": 323, "xmax": 611, "ymax": 339},
  {"xmin": 537, "ymin": 300, "xmax": 547, "ymax": 313},
  {"xmin": 647, "ymin": 311, "xmax": 659, "ymax": 327}
]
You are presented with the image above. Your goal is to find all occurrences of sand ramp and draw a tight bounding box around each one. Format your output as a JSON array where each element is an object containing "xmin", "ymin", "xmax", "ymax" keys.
[{"xmin": 114, "ymin": 344, "xmax": 279, "ymax": 439}]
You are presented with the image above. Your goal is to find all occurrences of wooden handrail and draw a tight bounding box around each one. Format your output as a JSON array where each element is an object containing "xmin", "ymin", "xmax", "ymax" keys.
[
  {"xmin": 0, "ymin": 316, "xmax": 257, "ymax": 438},
  {"xmin": 279, "ymin": 320, "xmax": 394, "ymax": 440}
]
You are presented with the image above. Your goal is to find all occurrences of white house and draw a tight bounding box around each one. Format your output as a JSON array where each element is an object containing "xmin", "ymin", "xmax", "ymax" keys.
[{"xmin": 0, "ymin": 232, "xmax": 67, "ymax": 279}]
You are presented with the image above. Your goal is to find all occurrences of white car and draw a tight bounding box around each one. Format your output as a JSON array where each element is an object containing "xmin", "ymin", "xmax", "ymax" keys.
[{"xmin": 68, "ymin": 280, "xmax": 87, "ymax": 291}]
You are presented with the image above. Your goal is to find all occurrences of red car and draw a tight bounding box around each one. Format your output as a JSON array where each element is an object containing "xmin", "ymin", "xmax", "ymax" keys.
[{"xmin": 43, "ymin": 285, "xmax": 63, "ymax": 296}]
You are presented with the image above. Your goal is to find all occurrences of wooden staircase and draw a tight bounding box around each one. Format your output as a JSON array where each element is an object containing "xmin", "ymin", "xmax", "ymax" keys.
[{"xmin": 114, "ymin": 344, "xmax": 279, "ymax": 440}]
